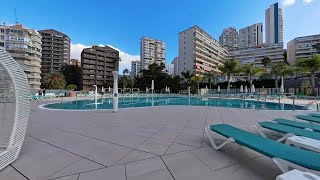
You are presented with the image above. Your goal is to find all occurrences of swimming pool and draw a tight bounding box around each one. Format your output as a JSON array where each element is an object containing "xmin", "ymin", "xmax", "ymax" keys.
[{"xmin": 42, "ymin": 96, "xmax": 304, "ymax": 111}]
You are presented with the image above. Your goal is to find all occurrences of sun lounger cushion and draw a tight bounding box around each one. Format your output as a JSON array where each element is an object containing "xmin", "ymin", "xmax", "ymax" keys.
[
  {"xmin": 310, "ymin": 113, "xmax": 320, "ymax": 118},
  {"xmin": 273, "ymin": 118, "xmax": 320, "ymax": 132},
  {"xmin": 296, "ymin": 115, "xmax": 320, "ymax": 123},
  {"xmin": 259, "ymin": 122, "xmax": 320, "ymax": 140}
]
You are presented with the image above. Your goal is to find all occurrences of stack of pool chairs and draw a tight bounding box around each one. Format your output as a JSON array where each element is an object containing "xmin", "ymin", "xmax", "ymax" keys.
[
  {"xmin": 29, "ymin": 93, "xmax": 57, "ymax": 100},
  {"xmin": 205, "ymin": 113, "xmax": 320, "ymax": 179}
]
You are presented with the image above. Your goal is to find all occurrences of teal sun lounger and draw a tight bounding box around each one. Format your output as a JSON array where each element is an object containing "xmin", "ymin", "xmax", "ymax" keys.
[
  {"xmin": 273, "ymin": 118, "xmax": 320, "ymax": 132},
  {"xmin": 296, "ymin": 115, "xmax": 320, "ymax": 123},
  {"xmin": 205, "ymin": 124, "xmax": 320, "ymax": 175}
]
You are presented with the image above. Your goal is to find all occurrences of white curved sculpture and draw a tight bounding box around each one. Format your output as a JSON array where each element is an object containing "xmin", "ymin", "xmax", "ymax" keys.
[{"xmin": 0, "ymin": 48, "xmax": 30, "ymax": 170}]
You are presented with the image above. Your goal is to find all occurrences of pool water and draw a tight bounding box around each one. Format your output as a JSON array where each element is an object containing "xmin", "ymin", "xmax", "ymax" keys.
[{"xmin": 42, "ymin": 96, "xmax": 304, "ymax": 110}]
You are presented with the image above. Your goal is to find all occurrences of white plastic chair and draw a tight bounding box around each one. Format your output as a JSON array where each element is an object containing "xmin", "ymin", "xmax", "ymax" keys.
[{"xmin": 0, "ymin": 48, "xmax": 30, "ymax": 171}]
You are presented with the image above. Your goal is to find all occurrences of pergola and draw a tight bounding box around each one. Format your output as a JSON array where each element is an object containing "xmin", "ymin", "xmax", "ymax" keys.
[{"xmin": 0, "ymin": 48, "xmax": 30, "ymax": 170}]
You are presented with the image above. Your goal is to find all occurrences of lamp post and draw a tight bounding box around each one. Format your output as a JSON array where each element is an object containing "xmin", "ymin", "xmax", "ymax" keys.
[{"xmin": 112, "ymin": 71, "xmax": 119, "ymax": 112}]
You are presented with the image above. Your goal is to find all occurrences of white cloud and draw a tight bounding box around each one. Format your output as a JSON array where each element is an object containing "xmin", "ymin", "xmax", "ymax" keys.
[
  {"xmin": 283, "ymin": 0, "xmax": 296, "ymax": 6},
  {"xmin": 70, "ymin": 43, "xmax": 139, "ymax": 74},
  {"xmin": 303, "ymin": 0, "xmax": 315, "ymax": 4}
]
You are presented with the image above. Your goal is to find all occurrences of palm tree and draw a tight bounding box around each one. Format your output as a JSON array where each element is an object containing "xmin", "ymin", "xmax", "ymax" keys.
[
  {"xmin": 261, "ymin": 57, "xmax": 271, "ymax": 72},
  {"xmin": 295, "ymin": 54, "xmax": 320, "ymax": 96},
  {"xmin": 181, "ymin": 70, "xmax": 192, "ymax": 86},
  {"xmin": 43, "ymin": 72, "xmax": 66, "ymax": 89},
  {"xmin": 218, "ymin": 59, "xmax": 240, "ymax": 93},
  {"xmin": 203, "ymin": 72, "xmax": 218, "ymax": 89},
  {"xmin": 241, "ymin": 63, "xmax": 265, "ymax": 90},
  {"xmin": 271, "ymin": 62, "xmax": 295, "ymax": 91},
  {"xmin": 191, "ymin": 74, "xmax": 203, "ymax": 94}
]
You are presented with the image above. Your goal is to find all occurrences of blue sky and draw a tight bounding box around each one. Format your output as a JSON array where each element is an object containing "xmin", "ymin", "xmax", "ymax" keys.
[{"xmin": 1, "ymin": 0, "xmax": 319, "ymax": 72}]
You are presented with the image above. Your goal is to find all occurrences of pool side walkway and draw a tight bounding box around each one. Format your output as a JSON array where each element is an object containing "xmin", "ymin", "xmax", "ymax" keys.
[{"xmin": 0, "ymin": 98, "xmax": 317, "ymax": 180}]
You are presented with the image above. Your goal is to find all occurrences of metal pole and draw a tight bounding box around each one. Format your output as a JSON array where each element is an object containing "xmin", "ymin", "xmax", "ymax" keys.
[{"xmin": 293, "ymin": 96, "xmax": 295, "ymax": 111}]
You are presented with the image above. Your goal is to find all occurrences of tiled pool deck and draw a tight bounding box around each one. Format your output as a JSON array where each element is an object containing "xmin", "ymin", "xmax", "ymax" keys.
[{"xmin": 0, "ymin": 98, "xmax": 316, "ymax": 180}]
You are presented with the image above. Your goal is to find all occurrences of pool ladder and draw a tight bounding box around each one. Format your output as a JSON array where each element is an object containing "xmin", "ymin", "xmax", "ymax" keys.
[{"xmin": 303, "ymin": 101, "xmax": 320, "ymax": 111}]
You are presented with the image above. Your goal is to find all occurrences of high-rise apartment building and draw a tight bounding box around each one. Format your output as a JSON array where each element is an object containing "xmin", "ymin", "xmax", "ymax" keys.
[
  {"xmin": 265, "ymin": 2, "xmax": 283, "ymax": 44},
  {"xmin": 172, "ymin": 57, "xmax": 179, "ymax": 76},
  {"xmin": 228, "ymin": 43, "xmax": 284, "ymax": 67},
  {"xmin": 219, "ymin": 27, "xmax": 238, "ymax": 50},
  {"xmin": 165, "ymin": 63, "xmax": 174, "ymax": 76},
  {"xmin": 287, "ymin": 34, "xmax": 320, "ymax": 63},
  {"xmin": 140, "ymin": 36, "xmax": 166, "ymax": 70},
  {"xmin": 178, "ymin": 26, "xmax": 227, "ymax": 75},
  {"xmin": 0, "ymin": 24, "xmax": 42, "ymax": 90},
  {"xmin": 130, "ymin": 60, "xmax": 141, "ymax": 78},
  {"xmin": 80, "ymin": 45, "xmax": 119, "ymax": 90},
  {"xmin": 238, "ymin": 23, "xmax": 263, "ymax": 49},
  {"xmin": 38, "ymin": 29, "xmax": 70, "ymax": 78}
]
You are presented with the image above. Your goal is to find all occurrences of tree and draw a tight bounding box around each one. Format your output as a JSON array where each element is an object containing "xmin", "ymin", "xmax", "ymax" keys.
[
  {"xmin": 261, "ymin": 57, "xmax": 271, "ymax": 72},
  {"xmin": 295, "ymin": 54, "xmax": 320, "ymax": 96},
  {"xmin": 270, "ymin": 62, "xmax": 294, "ymax": 90},
  {"xmin": 43, "ymin": 72, "xmax": 66, "ymax": 89},
  {"xmin": 191, "ymin": 74, "xmax": 203, "ymax": 94},
  {"xmin": 312, "ymin": 43, "xmax": 320, "ymax": 54},
  {"xmin": 203, "ymin": 72, "xmax": 218, "ymax": 89},
  {"xmin": 134, "ymin": 63, "xmax": 168, "ymax": 92},
  {"xmin": 181, "ymin": 70, "xmax": 192, "ymax": 86},
  {"xmin": 241, "ymin": 63, "xmax": 265, "ymax": 89},
  {"xmin": 218, "ymin": 59, "xmax": 240, "ymax": 93},
  {"xmin": 62, "ymin": 65, "xmax": 81, "ymax": 88},
  {"xmin": 66, "ymin": 84, "xmax": 77, "ymax": 90}
]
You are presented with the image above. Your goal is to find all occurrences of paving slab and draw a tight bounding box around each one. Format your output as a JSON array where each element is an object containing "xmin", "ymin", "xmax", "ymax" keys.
[
  {"xmin": 46, "ymin": 158, "xmax": 104, "ymax": 179},
  {"xmin": 78, "ymin": 165, "xmax": 126, "ymax": 180},
  {"xmin": 126, "ymin": 157, "xmax": 173, "ymax": 180},
  {"xmin": 0, "ymin": 166, "xmax": 27, "ymax": 180},
  {"xmin": 162, "ymin": 151, "xmax": 216, "ymax": 180},
  {"xmin": 115, "ymin": 150, "xmax": 158, "ymax": 165},
  {"xmin": 12, "ymin": 137, "xmax": 81, "ymax": 180},
  {"xmin": 50, "ymin": 174, "xmax": 79, "ymax": 180},
  {"xmin": 210, "ymin": 156, "xmax": 281, "ymax": 180},
  {"xmin": 165, "ymin": 143, "xmax": 198, "ymax": 155}
]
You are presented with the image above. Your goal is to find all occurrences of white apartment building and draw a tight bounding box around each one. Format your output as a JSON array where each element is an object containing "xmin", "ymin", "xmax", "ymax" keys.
[
  {"xmin": 172, "ymin": 57, "xmax": 179, "ymax": 76},
  {"xmin": 0, "ymin": 24, "xmax": 42, "ymax": 90},
  {"xmin": 165, "ymin": 63, "xmax": 174, "ymax": 76},
  {"xmin": 238, "ymin": 23, "xmax": 263, "ymax": 49},
  {"xmin": 287, "ymin": 34, "xmax": 320, "ymax": 63},
  {"xmin": 130, "ymin": 60, "xmax": 141, "ymax": 78},
  {"xmin": 228, "ymin": 43, "xmax": 284, "ymax": 67},
  {"xmin": 265, "ymin": 2, "xmax": 283, "ymax": 44},
  {"xmin": 219, "ymin": 27, "xmax": 238, "ymax": 50},
  {"xmin": 178, "ymin": 26, "xmax": 227, "ymax": 76},
  {"xmin": 140, "ymin": 36, "xmax": 166, "ymax": 70}
]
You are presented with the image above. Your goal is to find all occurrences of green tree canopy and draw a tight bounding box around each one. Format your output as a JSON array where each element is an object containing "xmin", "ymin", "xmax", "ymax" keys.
[
  {"xmin": 218, "ymin": 59, "xmax": 240, "ymax": 92},
  {"xmin": 62, "ymin": 65, "xmax": 81, "ymax": 88},
  {"xmin": 43, "ymin": 72, "xmax": 66, "ymax": 89},
  {"xmin": 295, "ymin": 54, "xmax": 320, "ymax": 95},
  {"xmin": 241, "ymin": 63, "xmax": 265, "ymax": 88}
]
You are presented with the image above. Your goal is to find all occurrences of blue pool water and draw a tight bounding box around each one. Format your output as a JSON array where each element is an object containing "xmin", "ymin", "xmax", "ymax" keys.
[{"xmin": 42, "ymin": 96, "xmax": 304, "ymax": 110}]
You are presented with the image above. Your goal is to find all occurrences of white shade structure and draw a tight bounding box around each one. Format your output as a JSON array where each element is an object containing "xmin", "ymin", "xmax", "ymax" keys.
[
  {"xmin": 217, "ymin": 85, "xmax": 220, "ymax": 92},
  {"xmin": 146, "ymin": 87, "xmax": 149, "ymax": 93},
  {"xmin": 245, "ymin": 86, "xmax": 248, "ymax": 93},
  {"xmin": 280, "ymin": 76, "xmax": 284, "ymax": 93},
  {"xmin": 108, "ymin": 86, "xmax": 111, "ymax": 93},
  {"xmin": 240, "ymin": 85, "xmax": 243, "ymax": 93},
  {"xmin": 168, "ymin": 87, "xmax": 170, "ymax": 93},
  {"xmin": 0, "ymin": 49, "xmax": 30, "ymax": 170},
  {"xmin": 251, "ymin": 84, "xmax": 255, "ymax": 93},
  {"xmin": 151, "ymin": 80, "xmax": 154, "ymax": 90}
]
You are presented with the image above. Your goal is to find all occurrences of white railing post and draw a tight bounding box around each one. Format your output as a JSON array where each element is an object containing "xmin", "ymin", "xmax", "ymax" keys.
[{"xmin": 112, "ymin": 71, "xmax": 119, "ymax": 112}]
